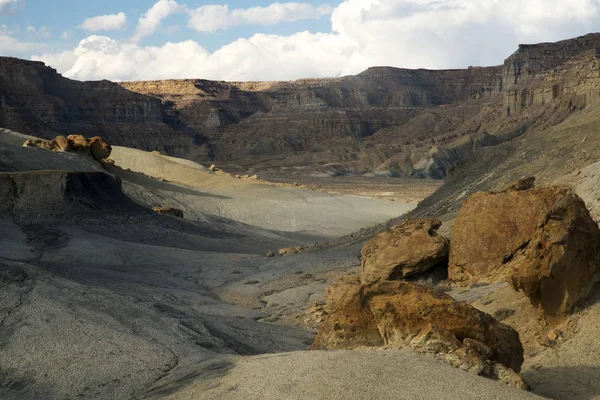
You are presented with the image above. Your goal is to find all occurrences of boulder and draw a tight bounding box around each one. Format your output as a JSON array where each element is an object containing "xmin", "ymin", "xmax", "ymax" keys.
[
  {"xmin": 360, "ymin": 218, "xmax": 449, "ymax": 284},
  {"xmin": 278, "ymin": 246, "xmax": 304, "ymax": 256},
  {"xmin": 23, "ymin": 139, "xmax": 54, "ymax": 150},
  {"xmin": 89, "ymin": 136, "xmax": 112, "ymax": 161},
  {"xmin": 152, "ymin": 207, "xmax": 184, "ymax": 218},
  {"xmin": 312, "ymin": 280, "xmax": 525, "ymax": 387},
  {"xmin": 51, "ymin": 135, "xmax": 70, "ymax": 151},
  {"xmin": 67, "ymin": 134, "xmax": 91, "ymax": 153},
  {"xmin": 449, "ymin": 186, "xmax": 600, "ymax": 320}
]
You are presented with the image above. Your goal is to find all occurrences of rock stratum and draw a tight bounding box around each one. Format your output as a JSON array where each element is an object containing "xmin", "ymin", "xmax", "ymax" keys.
[{"xmin": 3, "ymin": 33, "xmax": 600, "ymax": 179}]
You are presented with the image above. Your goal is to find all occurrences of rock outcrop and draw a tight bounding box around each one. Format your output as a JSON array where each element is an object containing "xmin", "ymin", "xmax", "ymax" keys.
[
  {"xmin": 152, "ymin": 207, "xmax": 184, "ymax": 218},
  {"xmin": 0, "ymin": 171, "xmax": 138, "ymax": 222},
  {"xmin": 449, "ymin": 186, "xmax": 600, "ymax": 320},
  {"xmin": 23, "ymin": 135, "xmax": 112, "ymax": 162},
  {"xmin": 312, "ymin": 279, "xmax": 525, "ymax": 388},
  {"xmin": 360, "ymin": 218, "xmax": 449, "ymax": 284}
]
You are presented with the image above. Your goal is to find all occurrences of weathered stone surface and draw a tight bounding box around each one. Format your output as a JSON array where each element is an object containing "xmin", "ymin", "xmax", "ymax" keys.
[
  {"xmin": 51, "ymin": 135, "xmax": 70, "ymax": 151},
  {"xmin": 89, "ymin": 137, "xmax": 112, "ymax": 161},
  {"xmin": 360, "ymin": 218, "xmax": 449, "ymax": 284},
  {"xmin": 23, "ymin": 139, "xmax": 53, "ymax": 150},
  {"xmin": 312, "ymin": 280, "xmax": 524, "ymax": 375},
  {"xmin": 449, "ymin": 186, "xmax": 600, "ymax": 320},
  {"xmin": 278, "ymin": 246, "xmax": 304, "ymax": 256},
  {"xmin": 152, "ymin": 207, "xmax": 184, "ymax": 218},
  {"xmin": 67, "ymin": 135, "xmax": 91, "ymax": 153}
]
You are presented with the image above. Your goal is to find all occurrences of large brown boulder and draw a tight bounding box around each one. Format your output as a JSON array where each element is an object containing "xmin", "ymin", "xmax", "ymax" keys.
[
  {"xmin": 89, "ymin": 136, "xmax": 112, "ymax": 161},
  {"xmin": 360, "ymin": 218, "xmax": 449, "ymax": 284},
  {"xmin": 67, "ymin": 134, "xmax": 91, "ymax": 153},
  {"xmin": 312, "ymin": 280, "xmax": 525, "ymax": 386},
  {"xmin": 51, "ymin": 135, "xmax": 70, "ymax": 151},
  {"xmin": 450, "ymin": 186, "xmax": 600, "ymax": 320}
]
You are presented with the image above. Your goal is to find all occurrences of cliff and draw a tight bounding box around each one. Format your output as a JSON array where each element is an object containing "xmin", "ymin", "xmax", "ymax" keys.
[
  {"xmin": 119, "ymin": 64, "xmax": 503, "ymax": 176},
  {"xmin": 3, "ymin": 33, "xmax": 600, "ymax": 178},
  {"xmin": 0, "ymin": 58, "xmax": 207, "ymax": 157}
]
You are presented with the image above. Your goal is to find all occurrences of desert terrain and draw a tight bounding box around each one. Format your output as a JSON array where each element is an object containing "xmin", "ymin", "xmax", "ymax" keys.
[{"xmin": 5, "ymin": 33, "xmax": 600, "ymax": 400}]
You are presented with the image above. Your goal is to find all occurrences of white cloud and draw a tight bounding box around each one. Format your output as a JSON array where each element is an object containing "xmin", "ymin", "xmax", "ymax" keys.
[
  {"xmin": 33, "ymin": 0, "xmax": 600, "ymax": 82},
  {"xmin": 32, "ymin": 49, "xmax": 77, "ymax": 73},
  {"xmin": 132, "ymin": 0, "xmax": 184, "ymax": 43},
  {"xmin": 0, "ymin": 0, "xmax": 21, "ymax": 16},
  {"xmin": 34, "ymin": 33, "xmax": 352, "ymax": 82},
  {"xmin": 26, "ymin": 25, "xmax": 51, "ymax": 38},
  {"xmin": 79, "ymin": 12, "xmax": 127, "ymax": 32},
  {"xmin": 188, "ymin": 2, "xmax": 334, "ymax": 32},
  {"xmin": 0, "ymin": 34, "xmax": 42, "ymax": 54},
  {"xmin": 0, "ymin": 23, "xmax": 18, "ymax": 35},
  {"xmin": 61, "ymin": 31, "xmax": 73, "ymax": 40}
]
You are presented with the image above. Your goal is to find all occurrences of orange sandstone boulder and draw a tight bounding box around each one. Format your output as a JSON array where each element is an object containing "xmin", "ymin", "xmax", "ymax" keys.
[
  {"xmin": 51, "ymin": 135, "xmax": 70, "ymax": 151},
  {"xmin": 449, "ymin": 186, "xmax": 600, "ymax": 320},
  {"xmin": 311, "ymin": 280, "xmax": 525, "ymax": 388},
  {"xmin": 360, "ymin": 218, "xmax": 449, "ymax": 284}
]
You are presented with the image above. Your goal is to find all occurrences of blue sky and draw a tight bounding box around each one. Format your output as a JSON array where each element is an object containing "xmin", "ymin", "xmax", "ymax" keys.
[
  {"xmin": 1, "ymin": 0, "xmax": 599, "ymax": 82},
  {"xmin": 13, "ymin": 0, "xmax": 333, "ymax": 52}
]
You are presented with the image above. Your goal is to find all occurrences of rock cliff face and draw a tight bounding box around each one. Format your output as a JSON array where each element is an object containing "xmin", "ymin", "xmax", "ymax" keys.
[
  {"xmin": 119, "ymin": 65, "xmax": 503, "ymax": 176},
  {"xmin": 502, "ymin": 33, "xmax": 600, "ymax": 117},
  {"xmin": 3, "ymin": 34, "xmax": 600, "ymax": 178},
  {"xmin": 0, "ymin": 58, "xmax": 205, "ymax": 158}
]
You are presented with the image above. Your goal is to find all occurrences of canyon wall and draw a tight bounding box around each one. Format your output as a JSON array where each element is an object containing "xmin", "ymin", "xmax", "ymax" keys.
[
  {"xmin": 3, "ymin": 33, "xmax": 600, "ymax": 177},
  {"xmin": 0, "ymin": 58, "xmax": 206, "ymax": 157}
]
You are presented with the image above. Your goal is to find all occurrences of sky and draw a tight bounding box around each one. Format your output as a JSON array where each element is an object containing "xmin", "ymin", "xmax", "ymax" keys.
[{"xmin": 1, "ymin": 0, "xmax": 599, "ymax": 82}]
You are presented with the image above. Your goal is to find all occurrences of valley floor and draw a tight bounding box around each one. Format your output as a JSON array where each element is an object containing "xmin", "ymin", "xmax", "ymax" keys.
[{"xmin": 2, "ymin": 129, "xmax": 600, "ymax": 400}]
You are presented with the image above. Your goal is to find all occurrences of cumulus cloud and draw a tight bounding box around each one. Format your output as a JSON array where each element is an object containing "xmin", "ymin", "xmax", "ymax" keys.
[
  {"xmin": 188, "ymin": 2, "xmax": 334, "ymax": 32},
  {"xmin": 0, "ymin": 0, "xmax": 21, "ymax": 16},
  {"xmin": 33, "ymin": 0, "xmax": 600, "ymax": 82},
  {"xmin": 33, "ymin": 33, "xmax": 350, "ymax": 82},
  {"xmin": 79, "ymin": 12, "xmax": 127, "ymax": 32},
  {"xmin": 132, "ymin": 0, "xmax": 185, "ymax": 43}
]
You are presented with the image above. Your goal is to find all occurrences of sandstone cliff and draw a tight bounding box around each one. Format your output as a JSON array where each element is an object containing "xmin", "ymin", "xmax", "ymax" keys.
[{"xmin": 3, "ymin": 33, "xmax": 600, "ymax": 178}]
